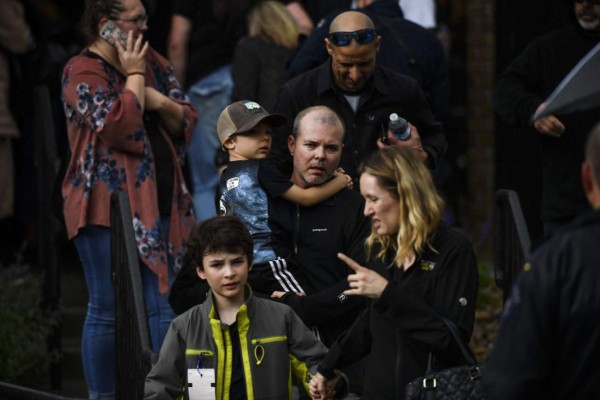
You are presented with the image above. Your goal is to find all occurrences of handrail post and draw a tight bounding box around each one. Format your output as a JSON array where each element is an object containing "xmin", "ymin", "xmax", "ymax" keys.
[
  {"xmin": 33, "ymin": 84, "xmax": 61, "ymax": 390},
  {"xmin": 110, "ymin": 192, "xmax": 157, "ymax": 398},
  {"xmin": 493, "ymin": 189, "xmax": 532, "ymax": 303}
]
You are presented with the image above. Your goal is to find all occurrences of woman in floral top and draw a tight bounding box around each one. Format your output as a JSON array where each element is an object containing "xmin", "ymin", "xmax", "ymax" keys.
[{"xmin": 60, "ymin": 0, "xmax": 197, "ymax": 397}]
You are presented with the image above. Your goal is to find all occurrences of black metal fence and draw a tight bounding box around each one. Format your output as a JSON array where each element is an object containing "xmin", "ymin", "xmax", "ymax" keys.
[
  {"xmin": 0, "ymin": 86, "xmax": 84, "ymax": 400},
  {"xmin": 493, "ymin": 189, "xmax": 532, "ymax": 303},
  {"xmin": 33, "ymin": 85, "xmax": 62, "ymax": 390},
  {"xmin": 1, "ymin": 90, "xmax": 155, "ymax": 398},
  {"xmin": 110, "ymin": 191, "xmax": 158, "ymax": 398}
]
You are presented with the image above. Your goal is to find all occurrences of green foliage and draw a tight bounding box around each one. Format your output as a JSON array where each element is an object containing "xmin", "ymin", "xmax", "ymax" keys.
[
  {"xmin": 0, "ymin": 268, "xmax": 60, "ymax": 384},
  {"xmin": 472, "ymin": 260, "xmax": 503, "ymax": 362},
  {"xmin": 476, "ymin": 260, "xmax": 500, "ymax": 308}
]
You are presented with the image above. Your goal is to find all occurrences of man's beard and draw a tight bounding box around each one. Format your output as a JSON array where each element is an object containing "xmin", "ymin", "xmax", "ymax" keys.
[{"xmin": 578, "ymin": 16, "xmax": 600, "ymax": 31}]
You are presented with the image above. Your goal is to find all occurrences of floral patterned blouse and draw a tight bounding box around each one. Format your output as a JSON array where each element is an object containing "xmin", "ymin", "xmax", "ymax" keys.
[{"xmin": 61, "ymin": 47, "xmax": 198, "ymax": 294}]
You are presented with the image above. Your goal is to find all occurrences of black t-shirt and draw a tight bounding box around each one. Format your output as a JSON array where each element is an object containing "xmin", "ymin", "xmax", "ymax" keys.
[
  {"xmin": 228, "ymin": 321, "xmax": 246, "ymax": 400},
  {"xmin": 172, "ymin": 0, "xmax": 292, "ymax": 87}
]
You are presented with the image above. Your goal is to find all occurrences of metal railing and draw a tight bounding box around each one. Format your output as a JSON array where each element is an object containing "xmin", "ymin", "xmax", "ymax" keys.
[
  {"xmin": 1, "ymin": 91, "xmax": 156, "ymax": 399},
  {"xmin": 493, "ymin": 189, "xmax": 532, "ymax": 303},
  {"xmin": 110, "ymin": 191, "xmax": 158, "ymax": 398},
  {"xmin": 0, "ymin": 87, "xmax": 88, "ymax": 400},
  {"xmin": 33, "ymin": 85, "xmax": 62, "ymax": 390}
]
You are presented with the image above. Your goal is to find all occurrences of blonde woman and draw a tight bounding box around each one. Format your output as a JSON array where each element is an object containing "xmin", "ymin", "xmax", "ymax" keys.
[
  {"xmin": 231, "ymin": 0, "xmax": 300, "ymax": 110},
  {"xmin": 310, "ymin": 146, "xmax": 479, "ymax": 400}
]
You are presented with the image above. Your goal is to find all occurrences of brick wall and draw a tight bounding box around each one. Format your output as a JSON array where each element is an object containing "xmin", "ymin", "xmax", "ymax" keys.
[{"xmin": 465, "ymin": 0, "xmax": 495, "ymax": 260}]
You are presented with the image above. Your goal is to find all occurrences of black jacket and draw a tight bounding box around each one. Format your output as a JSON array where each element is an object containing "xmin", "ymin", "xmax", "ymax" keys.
[
  {"xmin": 170, "ymin": 188, "xmax": 370, "ymax": 347},
  {"xmin": 483, "ymin": 210, "xmax": 600, "ymax": 399},
  {"xmin": 272, "ymin": 61, "xmax": 446, "ymax": 184},
  {"xmin": 493, "ymin": 24, "xmax": 598, "ymax": 222},
  {"xmin": 277, "ymin": 188, "xmax": 371, "ymax": 346},
  {"xmin": 318, "ymin": 222, "xmax": 479, "ymax": 399},
  {"xmin": 231, "ymin": 36, "xmax": 295, "ymax": 111},
  {"xmin": 286, "ymin": 0, "xmax": 449, "ymax": 120}
]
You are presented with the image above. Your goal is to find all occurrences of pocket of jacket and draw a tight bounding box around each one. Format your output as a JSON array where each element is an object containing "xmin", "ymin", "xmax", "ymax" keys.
[{"xmin": 251, "ymin": 336, "xmax": 287, "ymax": 365}]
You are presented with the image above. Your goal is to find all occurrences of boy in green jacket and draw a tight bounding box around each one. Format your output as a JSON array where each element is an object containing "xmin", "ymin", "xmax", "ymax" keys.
[{"xmin": 144, "ymin": 216, "xmax": 343, "ymax": 399}]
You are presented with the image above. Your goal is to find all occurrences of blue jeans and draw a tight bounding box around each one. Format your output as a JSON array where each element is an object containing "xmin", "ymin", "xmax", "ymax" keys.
[
  {"xmin": 187, "ymin": 65, "xmax": 233, "ymax": 222},
  {"xmin": 74, "ymin": 217, "xmax": 175, "ymax": 399}
]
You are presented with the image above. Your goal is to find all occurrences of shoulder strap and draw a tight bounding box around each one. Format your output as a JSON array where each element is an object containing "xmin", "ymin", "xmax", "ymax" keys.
[
  {"xmin": 442, "ymin": 317, "xmax": 477, "ymax": 365},
  {"xmin": 376, "ymin": 16, "xmax": 422, "ymax": 83}
]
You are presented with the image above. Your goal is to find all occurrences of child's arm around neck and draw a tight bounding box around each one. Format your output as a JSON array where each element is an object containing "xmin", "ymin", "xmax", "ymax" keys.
[{"xmin": 282, "ymin": 170, "xmax": 352, "ymax": 206}]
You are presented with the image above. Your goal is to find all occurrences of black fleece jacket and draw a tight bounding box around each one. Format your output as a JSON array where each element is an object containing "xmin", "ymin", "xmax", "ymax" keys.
[{"xmin": 317, "ymin": 222, "xmax": 479, "ymax": 400}]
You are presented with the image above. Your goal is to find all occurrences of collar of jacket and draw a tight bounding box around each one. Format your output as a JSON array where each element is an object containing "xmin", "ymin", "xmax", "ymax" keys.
[
  {"xmin": 206, "ymin": 284, "xmax": 254, "ymax": 320},
  {"xmin": 316, "ymin": 59, "xmax": 390, "ymax": 98}
]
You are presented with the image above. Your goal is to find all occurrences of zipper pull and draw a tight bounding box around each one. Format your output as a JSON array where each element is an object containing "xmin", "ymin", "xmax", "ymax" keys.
[{"xmin": 254, "ymin": 342, "xmax": 265, "ymax": 365}]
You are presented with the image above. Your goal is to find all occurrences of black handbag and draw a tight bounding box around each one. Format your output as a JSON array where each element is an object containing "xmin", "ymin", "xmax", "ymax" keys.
[{"xmin": 405, "ymin": 318, "xmax": 486, "ymax": 400}]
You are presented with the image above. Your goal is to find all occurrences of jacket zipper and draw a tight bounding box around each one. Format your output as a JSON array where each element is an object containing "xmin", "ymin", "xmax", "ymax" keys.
[
  {"xmin": 251, "ymin": 335, "xmax": 287, "ymax": 344},
  {"xmin": 185, "ymin": 349, "xmax": 214, "ymax": 357},
  {"xmin": 251, "ymin": 335, "xmax": 288, "ymax": 365}
]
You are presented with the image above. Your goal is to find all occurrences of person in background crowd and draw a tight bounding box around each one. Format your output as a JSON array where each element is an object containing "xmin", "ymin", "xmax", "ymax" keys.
[
  {"xmin": 0, "ymin": 0, "xmax": 34, "ymax": 268},
  {"xmin": 286, "ymin": 0, "xmax": 449, "ymax": 121},
  {"xmin": 231, "ymin": 1, "xmax": 300, "ymax": 111},
  {"xmin": 310, "ymin": 146, "xmax": 478, "ymax": 400},
  {"xmin": 493, "ymin": 0, "xmax": 600, "ymax": 237},
  {"xmin": 60, "ymin": 0, "xmax": 197, "ymax": 396},
  {"xmin": 483, "ymin": 123, "xmax": 600, "ymax": 399}
]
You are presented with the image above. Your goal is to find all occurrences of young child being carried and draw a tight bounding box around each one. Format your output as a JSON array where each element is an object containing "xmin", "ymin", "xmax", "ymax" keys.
[
  {"xmin": 216, "ymin": 100, "xmax": 352, "ymax": 296},
  {"xmin": 144, "ymin": 216, "xmax": 343, "ymax": 399}
]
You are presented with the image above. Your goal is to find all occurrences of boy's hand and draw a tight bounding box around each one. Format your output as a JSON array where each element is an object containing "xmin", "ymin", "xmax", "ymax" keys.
[
  {"xmin": 309, "ymin": 371, "xmax": 342, "ymax": 399},
  {"xmin": 271, "ymin": 291, "xmax": 304, "ymax": 299},
  {"xmin": 333, "ymin": 168, "xmax": 353, "ymax": 190}
]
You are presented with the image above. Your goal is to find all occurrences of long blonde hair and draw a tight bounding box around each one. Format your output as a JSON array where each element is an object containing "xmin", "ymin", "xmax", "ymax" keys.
[
  {"xmin": 248, "ymin": 1, "xmax": 299, "ymax": 49},
  {"xmin": 360, "ymin": 147, "xmax": 444, "ymax": 268}
]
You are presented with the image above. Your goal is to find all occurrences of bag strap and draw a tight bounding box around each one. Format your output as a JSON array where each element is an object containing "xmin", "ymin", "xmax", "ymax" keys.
[
  {"xmin": 442, "ymin": 317, "xmax": 477, "ymax": 366},
  {"xmin": 376, "ymin": 15, "xmax": 422, "ymax": 83}
]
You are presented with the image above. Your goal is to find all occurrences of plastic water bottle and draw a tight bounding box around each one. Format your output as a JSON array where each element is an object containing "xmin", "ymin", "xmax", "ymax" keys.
[{"xmin": 388, "ymin": 113, "xmax": 411, "ymax": 141}]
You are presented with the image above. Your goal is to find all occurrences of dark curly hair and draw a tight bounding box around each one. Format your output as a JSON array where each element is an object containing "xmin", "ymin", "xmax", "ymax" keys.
[
  {"xmin": 81, "ymin": 0, "xmax": 125, "ymax": 45},
  {"xmin": 187, "ymin": 216, "xmax": 254, "ymax": 271}
]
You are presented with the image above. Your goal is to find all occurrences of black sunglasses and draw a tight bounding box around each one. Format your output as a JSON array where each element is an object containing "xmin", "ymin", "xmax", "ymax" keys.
[
  {"xmin": 328, "ymin": 29, "xmax": 376, "ymax": 46},
  {"xmin": 575, "ymin": 0, "xmax": 600, "ymax": 4}
]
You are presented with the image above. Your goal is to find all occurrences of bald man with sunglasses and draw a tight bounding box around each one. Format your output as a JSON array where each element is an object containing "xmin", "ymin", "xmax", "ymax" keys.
[{"xmin": 270, "ymin": 11, "xmax": 446, "ymax": 188}]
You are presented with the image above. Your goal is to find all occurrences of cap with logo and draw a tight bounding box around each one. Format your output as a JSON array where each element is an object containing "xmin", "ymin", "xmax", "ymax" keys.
[{"xmin": 217, "ymin": 100, "xmax": 287, "ymax": 144}]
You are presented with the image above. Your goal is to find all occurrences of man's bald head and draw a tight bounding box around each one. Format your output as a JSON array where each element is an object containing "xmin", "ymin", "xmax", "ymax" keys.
[
  {"xmin": 329, "ymin": 11, "xmax": 375, "ymax": 34},
  {"xmin": 325, "ymin": 11, "xmax": 380, "ymax": 92}
]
